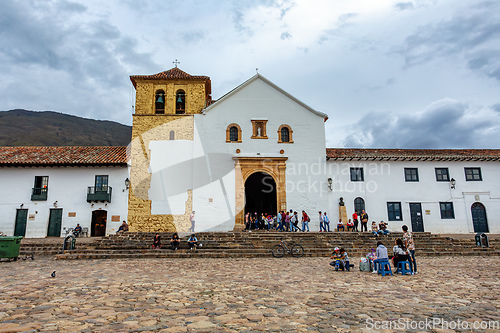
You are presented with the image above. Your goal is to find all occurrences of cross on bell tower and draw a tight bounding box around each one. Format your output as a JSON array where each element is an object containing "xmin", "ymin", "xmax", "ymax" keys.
[{"xmin": 173, "ymin": 59, "xmax": 180, "ymax": 68}]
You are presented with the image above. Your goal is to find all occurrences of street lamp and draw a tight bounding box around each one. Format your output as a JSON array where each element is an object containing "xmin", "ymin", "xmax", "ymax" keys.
[{"xmin": 450, "ymin": 178, "xmax": 456, "ymax": 189}]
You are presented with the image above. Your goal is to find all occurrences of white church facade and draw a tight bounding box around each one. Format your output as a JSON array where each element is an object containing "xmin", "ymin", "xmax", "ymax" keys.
[{"xmin": 0, "ymin": 68, "xmax": 498, "ymax": 237}]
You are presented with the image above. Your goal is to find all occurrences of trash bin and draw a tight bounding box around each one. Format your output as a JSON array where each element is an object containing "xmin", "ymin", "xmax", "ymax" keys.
[
  {"xmin": 63, "ymin": 235, "xmax": 76, "ymax": 251},
  {"xmin": 475, "ymin": 233, "xmax": 489, "ymax": 247},
  {"xmin": 481, "ymin": 233, "xmax": 489, "ymax": 248},
  {"xmin": 0, "ymin": 236, "xmax": 23, "ymax": 261},
  {"xmin": 475, "ymin": 233, "xmax": 482, "ymax": 246}
]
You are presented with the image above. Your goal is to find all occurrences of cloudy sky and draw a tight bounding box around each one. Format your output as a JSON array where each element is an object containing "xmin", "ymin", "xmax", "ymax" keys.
[{"xmin": 1, "ymin": 0, "xmax": 499, "ymax": 149}]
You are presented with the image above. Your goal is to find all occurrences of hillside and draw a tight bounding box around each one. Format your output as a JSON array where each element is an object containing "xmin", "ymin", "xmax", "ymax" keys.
[{"xmin": 0, "ymin": 110, "xmax": 131, "ymax": 146}]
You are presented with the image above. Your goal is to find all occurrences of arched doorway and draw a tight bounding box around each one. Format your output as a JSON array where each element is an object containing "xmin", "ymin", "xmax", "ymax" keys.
[
  {"xmin": 91, "ymin": 210, "xmax": 107, "ymax": 237},
  {"xmin": 245, "ymin": 172, "xmax": 277, "ymax": 218},
  {"xmin": 471, "ymin": 202, "xmax": 489, "ymax": 233}
]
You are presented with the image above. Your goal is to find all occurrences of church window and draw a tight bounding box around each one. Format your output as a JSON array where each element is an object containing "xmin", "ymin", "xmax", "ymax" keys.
[
  {"xmin": 176, "ymin": 90, "xmax": 185, "ymax": 114},
  {"xmin": 251, "ymin": 120, "xmax": 268, "ymax": 139},
  {"xmin": 155, "ymin": 90, "xmax": 165, "ymax": 114},
  {"xmin": 404, "ymin": 168, "xmax": 419, "ymax": 182},
  {"xmin": 277, "ymin": 124, "xmax": 293, "ymax": 143},
  {"xmin": 169, "ymin": 131, "xmax": 175, "ymax": 140},
  {"xmin": 226, "ymin": 124, "xmax": 242, "ymax": 143},
  {"xmin": 440, "ymin": 202, "xmax": 455, "ymax": 219},
  {"xmin": 350, "ymin": 168, "xmax": 364, "ymax": 181},
  {"xmin": 387, "ymin": 202, "xmax": 402, "ymax": 221},
  {"xmin": 435, "ymin": 168, "xmax": 449, "ymax": 181},
  {"xmin": 354, "ymin": 197, "xmax": 365, "ymax": 213},
  {"xmin": 465, "ymin": 167, "xmax": 482, "ymax": 181}
]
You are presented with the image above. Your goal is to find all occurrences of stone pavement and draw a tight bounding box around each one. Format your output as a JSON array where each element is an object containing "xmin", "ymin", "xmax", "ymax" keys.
[{"xmin": 0, "ymin": 257, "xmax": 499, "ymax": 332}]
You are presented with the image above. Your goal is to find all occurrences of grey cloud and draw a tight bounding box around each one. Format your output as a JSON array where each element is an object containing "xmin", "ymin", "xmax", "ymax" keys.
[
  {"xmin": 342, "ymin": 99, "xmax": 500, "ymax": 148},
  {"xmin": 318, "ymin": 13, "xmax": 358, "ymax": 44},
  {"xmin": 399, "ymin": 2, "xmax": 500, "ymax": 81},
  {"xmin": 281, "ymin": 32, "xmax": 292, "ymax": 40},
  {"xmin": 181, "ymin": 31, "xmax": 206, "ymax": 43},
  {"xmin": 0, "ymin": 1, "xmax": 156, "ymax": 88},
  {"xmin": 394, "ymin": 2, "xmax": 414, "ymax": 11},
  {"xmin": 56, "ymin": 0, "xmax": 86, "ymax": 13},
  {"xmin": 491, "ymin": 103, "xmax": 500, "ymax": 112}
]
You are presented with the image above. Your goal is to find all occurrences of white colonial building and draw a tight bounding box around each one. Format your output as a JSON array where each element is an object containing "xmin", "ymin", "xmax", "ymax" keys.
[
  {"xmin": 0, "ymin": 147, "xmax": 129, "ymax": 237},
  {"xmin": 1, "ymin": 68, "xmax": 498, "ymax": 237}
]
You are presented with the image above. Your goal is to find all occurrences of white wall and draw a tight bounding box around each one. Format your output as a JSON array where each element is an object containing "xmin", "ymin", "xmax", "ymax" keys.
[
  {"xmin": 147, "ymin": 77, "xmax": 329, "ymax": 231},
  {"xmin": 325, "ymin": 160, "xmax": 500, "ymax": 234},
  {"xmin": 0, "ymin": 166, "xmax": 129, "ymax": 237}
]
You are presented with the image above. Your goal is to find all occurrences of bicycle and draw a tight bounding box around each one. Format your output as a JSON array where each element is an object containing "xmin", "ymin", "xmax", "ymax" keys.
[{"xmin": 271, "ymin": 239, "xmax": 304, "ymax": 258}]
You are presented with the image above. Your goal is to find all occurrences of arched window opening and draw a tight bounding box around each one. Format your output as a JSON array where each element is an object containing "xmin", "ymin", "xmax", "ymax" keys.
[
  {"xmin": 277, "ymin": 124, "xmax": 293, "ymax": 143},
  {"xmin": 281, "ymin": 127, "xmax": 290, "ymax": 142},
  {"xmin": 176, "ymin": 90, "xmax": 185, "ymax": 114},
  {"xmin": 226, "ymin": 123, "xmax": 242, "ymax": 143},
  {"xmin": 155, "ymin": 90, "xmax": 165, "ymax": 114},
  {"xmin": 229, "ymin": 126, "xmax": 239, "ymax": 142},
  {"xmin": 354, "ymin": 197, "xmax": 365, "ymax": 214}
]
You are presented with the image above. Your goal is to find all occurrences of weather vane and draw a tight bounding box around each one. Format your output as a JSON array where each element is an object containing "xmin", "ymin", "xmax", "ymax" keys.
[{"xmin": 173, "ymin": 59, "xmax": 180, "ymax": 68}]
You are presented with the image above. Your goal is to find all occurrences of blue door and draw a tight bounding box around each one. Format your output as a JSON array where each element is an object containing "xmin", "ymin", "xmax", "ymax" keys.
[{"xmin": 471, "ymin": 202, "xmax": 489, "ymax": 233}]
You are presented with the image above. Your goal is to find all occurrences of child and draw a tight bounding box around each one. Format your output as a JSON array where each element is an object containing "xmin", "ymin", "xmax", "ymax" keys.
[
  {"xmin": 330, "ymin": 247, "xmax": 351, "ymax": 271},
  {"xmin": 152, "ymin": 233, "xmax": 161, "ymax": 249},
  {"xmin": 188, "ymin": 234, "xmax": 198, "ymax": 251}
]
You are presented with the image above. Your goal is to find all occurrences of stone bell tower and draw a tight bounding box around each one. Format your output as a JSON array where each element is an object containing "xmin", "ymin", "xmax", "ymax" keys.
[{"xmin": 127, "ymin": 67, "xmax": 211, "ymax": 232}]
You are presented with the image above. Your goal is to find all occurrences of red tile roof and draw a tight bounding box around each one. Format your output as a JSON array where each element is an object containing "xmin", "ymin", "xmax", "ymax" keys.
[
  {"xmin": 0, "ymin": 146, "xmax": 128, "ymax": 166},
  {"xmin": 130, "ymin": 67, "xmax": 210, "ymax": 88},
  {"xmin": 326, "ymin": 148, "xmax": 500, "ymax": 161}
]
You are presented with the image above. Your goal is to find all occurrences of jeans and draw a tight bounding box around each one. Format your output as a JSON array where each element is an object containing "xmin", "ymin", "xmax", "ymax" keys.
[
  {"xmin": 354, "ymin": 221, "xmax": 359, "ymax": 231},
  {"xmin": 324, "ymin": 222, "xmax": 330, "ymax": 232},
  {"xmin": 302, "ymin": 221, "xmax": 309, "ymax": 232},
  {"xmin": 378, "ymin": 230, "xmax": 389, "ymax": 235},
  {"xmin": 290, "ymin": 223, "xmax": 297, "ymax": 231},
  {"xmin": 409, "ymin": 250, "xmax": 417, "ymax": 272},
  {"xmin": 337, "ymin": 225, "xmax": 344, "ymax": 231},
  {"xmin": 319, "ymin": 222, "xmax": 326, "ymax": 232},
  {"xmin": 277, "ymin": 221, "xmax": 283, "ymax": 231}
]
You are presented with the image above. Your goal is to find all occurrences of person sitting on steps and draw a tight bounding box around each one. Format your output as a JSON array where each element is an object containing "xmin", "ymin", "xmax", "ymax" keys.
[
  {"xmin": 170, "ymin": 232, "xmax": 180, "ymax": 250},
  {"xmin": 337, "ymin": 219, "xmax": 344, "ymax": 232},
  {"xmin": 152, "ymin": 233, "xmax": 161, "ymax": 249},
  {"xmin": 188, "ymin": 234, "xmax": 198, "ymax": 251}
]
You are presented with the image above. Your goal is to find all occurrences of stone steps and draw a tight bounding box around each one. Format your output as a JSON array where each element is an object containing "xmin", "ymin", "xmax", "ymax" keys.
[{"xmin": 16, "ymin": 231, "xmax": 497, "ymax": 260}]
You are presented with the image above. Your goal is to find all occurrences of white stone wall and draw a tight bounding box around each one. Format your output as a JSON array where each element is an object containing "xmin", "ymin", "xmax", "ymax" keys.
[
  {"xmin": 0, "ymin": 166, "xmax": 129, "ymax": 237},
  {"xmin": 325, "ymin": 160, "xmax": 500, "ymax": 234}
]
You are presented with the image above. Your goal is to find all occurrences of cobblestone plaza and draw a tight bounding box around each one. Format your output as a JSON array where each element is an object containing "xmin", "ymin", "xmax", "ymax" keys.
[{"xmin": 1, "ymin": 257, "xmax": 499, "ymax": 332}]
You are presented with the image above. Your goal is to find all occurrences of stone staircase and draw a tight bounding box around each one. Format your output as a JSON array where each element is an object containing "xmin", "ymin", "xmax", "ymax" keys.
[{"xmin": 45, "ymin": 231, "xmax": 500, "ymax": 260}]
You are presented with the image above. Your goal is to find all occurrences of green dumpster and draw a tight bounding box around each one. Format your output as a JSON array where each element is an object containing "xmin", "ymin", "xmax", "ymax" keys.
[{"xmin": 0, "ymin": 236, "xmax": 23, "ymax": 261}]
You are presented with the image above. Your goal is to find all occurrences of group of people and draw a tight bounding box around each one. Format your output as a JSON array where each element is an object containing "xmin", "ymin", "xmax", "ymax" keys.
[
  {"xmin": 370, "ymin": 225, "xmax": 417, "ymax": 274},
  {"xmin": 244, "ymin": 210, "xmax": 331, "ymax": 232},
  {"xmin": 244, "ymin": 208, "xmax": 391, "ymax": 235},
  {"xmin": 329, "ymin": 225, "xmax": 417, "ymax": 274},
  {"xmin": 152, "ymin": 233, "xmax": 200, "ymax": 251}
]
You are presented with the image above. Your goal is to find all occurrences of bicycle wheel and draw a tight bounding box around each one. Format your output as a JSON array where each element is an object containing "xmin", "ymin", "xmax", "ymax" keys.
[
  {"xmin": 291, "ymin": 244, "xmax": 304, "ymax": 257},
  {"xmin": 272, "ymin": 245, "xmax": 285, "ymax": 258}
]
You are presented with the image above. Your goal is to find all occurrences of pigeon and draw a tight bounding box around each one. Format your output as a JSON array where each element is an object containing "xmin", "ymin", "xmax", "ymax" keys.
[{"xmin": 51, "ymin": 271, "xmax": 56, "ymax": 278}]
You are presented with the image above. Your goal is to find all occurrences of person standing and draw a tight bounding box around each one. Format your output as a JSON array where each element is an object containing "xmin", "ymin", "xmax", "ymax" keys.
[
  {"xmin": 245, "ymin": 212, "xmax": 250, "ymax": 231},
  {"xmin": 290, "ymin": 212, "xmax": 298, "ymax": 231},
  {"xmin": 323, "ymin": 212, "xmax": 330, "ymax": 232},
  {"xmin": 403, "ymin": 225, "xmax": 417, "ymax": 274},
  {"xmin": 302, "ymin": 210, "xmax": 310, "ymax": 232},
  {"xmin": 318, "ymin": 211, "xmax": 325, "ymax": 232},
  {"xmin": 360, "ymin": 209, "xmax": 369, "ymax": 232},
  {"xmin": 284, "ymin": 212, "xmax": 291, "ymax": 232},
  {"xmin": 352, "ymin": 211, "xmax": 359, "ymax": 232},
  {"xmin": 277, "ymin": 211, "xmax": 283, "ymax": 231},
  {"xmin": 189, "ymin": 211, "xmax": 195, "ymax": 232}
]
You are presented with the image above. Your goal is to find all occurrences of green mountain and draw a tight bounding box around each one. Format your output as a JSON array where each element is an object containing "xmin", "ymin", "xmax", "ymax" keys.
[{"xmin": 0, "ymin": 110, "xmax": 131, "ymax": 146}]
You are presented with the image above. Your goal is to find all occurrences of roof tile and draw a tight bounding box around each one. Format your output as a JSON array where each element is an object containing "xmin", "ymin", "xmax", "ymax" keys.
[{"xmin": 0, "ymin": 146, "xmax": 128, "ymax": 166}]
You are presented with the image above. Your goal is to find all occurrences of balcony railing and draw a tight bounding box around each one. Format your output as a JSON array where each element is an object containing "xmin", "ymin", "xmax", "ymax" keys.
[
  {"xmin": 31, "ymin": 187, "xmax": 48, "ymax": 201},
  {"xmin": 87, "ymin": 186, "xmax": 112, "ymax": 202}
]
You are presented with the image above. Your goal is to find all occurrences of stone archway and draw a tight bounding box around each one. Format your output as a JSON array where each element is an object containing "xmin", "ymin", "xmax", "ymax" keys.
[
  {"xmin": 233, "ymin": 157, "xmax": 287, "ymax": 230},
  {"xmin": 245, "ymin": 171, "xmax": 277, "ymax": 218}
]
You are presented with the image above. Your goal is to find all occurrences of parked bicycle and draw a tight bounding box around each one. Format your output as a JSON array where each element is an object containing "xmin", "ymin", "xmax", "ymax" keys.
[{"xmin": 271, "ymin": 239, "xmax": 304, "ymax": 258}]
